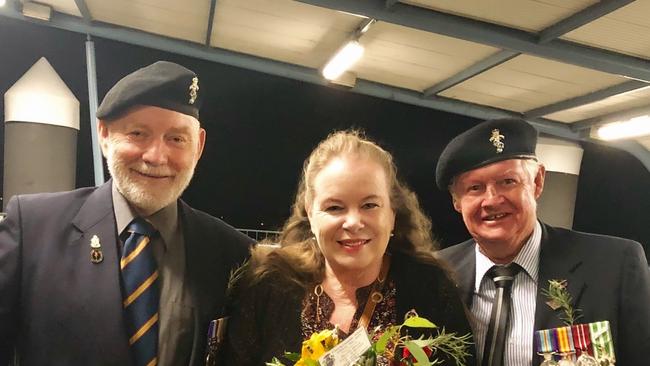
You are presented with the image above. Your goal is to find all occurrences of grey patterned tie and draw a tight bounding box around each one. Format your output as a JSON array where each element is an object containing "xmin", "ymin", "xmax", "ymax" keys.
[{"xmin": 482, "ymin": 263, "xmax": 521, "ymax": 366}]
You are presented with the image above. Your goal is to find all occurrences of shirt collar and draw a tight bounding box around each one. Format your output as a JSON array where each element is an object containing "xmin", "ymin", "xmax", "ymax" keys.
[
  {"xmin": 474, "ymin": 221, "xmax": 542, "ymax": 292},
  {"xmin": 111, "ymin": 181, "xmax": 178, "ymax": 250}
]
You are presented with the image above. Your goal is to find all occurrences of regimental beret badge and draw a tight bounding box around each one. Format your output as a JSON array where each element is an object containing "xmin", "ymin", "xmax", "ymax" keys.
[
  {"xmin": 434, "ymin": 118, "xmax": 538, "ymax": 190},
  {"xmin": 189, "ymin": 77, "xmax": 199, "ymax": 105},
  {"xmin": 490, "ymin": 128, "xmax": 505, "ymax": 153},
  {"xmin": 96, "ymin": 61, "xmax": 203, "ymax": 120}
]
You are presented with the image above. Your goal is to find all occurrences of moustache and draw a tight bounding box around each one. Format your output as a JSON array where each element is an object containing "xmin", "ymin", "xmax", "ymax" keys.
[{"xmin": 128, "ymin": 163, "xmax": 174, "ymax": 178}]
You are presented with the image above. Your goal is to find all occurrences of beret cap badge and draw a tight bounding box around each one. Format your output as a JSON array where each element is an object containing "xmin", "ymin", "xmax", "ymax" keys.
[
  {"xmin": 96, "ymin": 61, "xmax": 202, "ymax": 120},
  {"xmin": 435, "ymin": 118, "xmax": 538, "ymax": 190},
  {"xmin": 189, "ymin": 77, "xmax": 199, "ymax": 105},
  {"xmin": 489, "ymin": 129, "xmax": 505, "ymax": 153}
]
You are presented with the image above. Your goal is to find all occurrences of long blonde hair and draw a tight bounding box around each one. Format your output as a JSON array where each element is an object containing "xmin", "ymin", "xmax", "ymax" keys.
[{"xmin": 249, "ymin": 130, "xmax": 439, "ymax": 288}]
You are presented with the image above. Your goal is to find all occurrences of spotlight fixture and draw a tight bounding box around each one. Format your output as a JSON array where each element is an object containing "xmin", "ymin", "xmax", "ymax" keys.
[{"xmin": 595, "ymin": 115, "xmax": 650, "ymax": 141}]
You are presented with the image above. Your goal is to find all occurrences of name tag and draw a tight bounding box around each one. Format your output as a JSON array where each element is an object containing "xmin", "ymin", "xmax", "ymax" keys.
[{"xmin": 318, "ymin": 327, "xmax": 372, "ymax": 366}]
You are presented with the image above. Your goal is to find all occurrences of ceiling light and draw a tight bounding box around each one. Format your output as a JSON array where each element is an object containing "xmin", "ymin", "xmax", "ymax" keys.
[
  {"xmin": 322, "ymin": 41, "xmax": 364, "ymax": 81},
  {"xmin": 596, "ymin": 115, "xmax": 650, "ymax": 140},
  {"xmin": 0, "ymin": 0, "xmax": 6, "ymax": 7}
]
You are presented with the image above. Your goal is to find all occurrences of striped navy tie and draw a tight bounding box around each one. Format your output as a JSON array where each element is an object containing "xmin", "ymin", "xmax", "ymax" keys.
[
  {"xmin": 120, "ymin": 218, "xmax": 160, "ymax": 366},
  {"xmin": 482, "ymin": 263, "xmax": 521, "ymax": 366}
]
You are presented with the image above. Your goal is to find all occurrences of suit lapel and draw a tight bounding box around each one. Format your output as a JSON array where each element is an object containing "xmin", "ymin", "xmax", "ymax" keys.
[
  {"xmin": 68, "ymin": 181, "xmax": 131, "ymax": 362},
  {"xmin": 179, "ymin": 201, "xmax": 226, "ymax": 366},
  {"xmin": 456, "ymin": 243, "xmax": 477, "ymax": 307},
  {"xmin": 534, "ymin": 223, "xmax": 586, "ymax": 332}
]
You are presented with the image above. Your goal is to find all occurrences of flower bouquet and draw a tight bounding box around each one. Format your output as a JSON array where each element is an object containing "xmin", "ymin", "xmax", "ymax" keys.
[{"xmin": 266, "ymin": 311, "xmax": 472, "ymax": 366}]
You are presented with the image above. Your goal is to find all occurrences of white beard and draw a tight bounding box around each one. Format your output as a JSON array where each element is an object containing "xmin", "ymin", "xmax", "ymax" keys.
[{"xmin": 106, "ymin": 147, "xmax": 196, "ymax": 215}]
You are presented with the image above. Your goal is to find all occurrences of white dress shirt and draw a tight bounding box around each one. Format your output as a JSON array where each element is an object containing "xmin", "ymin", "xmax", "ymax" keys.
[{"xmin": 471, "ymin": 221, "xmax": 542, "ymax": 366}]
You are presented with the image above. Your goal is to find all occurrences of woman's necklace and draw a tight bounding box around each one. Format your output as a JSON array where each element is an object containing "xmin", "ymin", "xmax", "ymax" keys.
[{"xmin": 313, "ymin": 255, "xmax": 391, "ymax": 329}]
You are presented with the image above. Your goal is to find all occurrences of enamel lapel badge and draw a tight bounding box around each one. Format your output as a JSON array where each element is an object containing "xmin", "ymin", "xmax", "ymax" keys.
[{"xmin": 90, "ymin": 235, "xmax": 103, "ymax": 264}]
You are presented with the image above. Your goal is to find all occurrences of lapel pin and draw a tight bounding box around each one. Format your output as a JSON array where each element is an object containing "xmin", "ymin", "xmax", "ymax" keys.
[{"xmin": 90, "ymin": 235, "xmax": 103, "ymax": 264}]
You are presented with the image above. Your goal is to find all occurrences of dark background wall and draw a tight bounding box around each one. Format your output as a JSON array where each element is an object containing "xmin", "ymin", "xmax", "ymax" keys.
[{"xmin": 1, "ymin": 17, "xmax": 648, "ymax": 260}]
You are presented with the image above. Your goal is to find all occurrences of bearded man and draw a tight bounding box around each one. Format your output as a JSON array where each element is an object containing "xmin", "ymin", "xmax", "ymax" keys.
[{"xmin": 0, "ymin": 61, "xmax": 253, "ymax": 366}]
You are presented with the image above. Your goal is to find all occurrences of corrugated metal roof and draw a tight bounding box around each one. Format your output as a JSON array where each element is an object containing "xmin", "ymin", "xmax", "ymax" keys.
[{"xmin": 3, "ymin": 0, "xmax": 649, "ymax": 167}]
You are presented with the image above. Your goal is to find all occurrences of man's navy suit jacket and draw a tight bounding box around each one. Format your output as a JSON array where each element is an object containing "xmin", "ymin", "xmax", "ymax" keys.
[
  {"xmin": 437, "ymin": 222, "xmax": 650, "ymax": 366},
  {"xmin": 0, "ymin": 182, "xmax": 253, "ymax": 366}
]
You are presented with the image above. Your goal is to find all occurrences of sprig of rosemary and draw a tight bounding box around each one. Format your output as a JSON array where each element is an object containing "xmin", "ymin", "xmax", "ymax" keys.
[
  {"xmin": 427, "ymin": 328, "xmax": 473, "ymax": 366},
  {"xmin": 541, "ymin": 279, "xmax": 582, "ymax": 326}
]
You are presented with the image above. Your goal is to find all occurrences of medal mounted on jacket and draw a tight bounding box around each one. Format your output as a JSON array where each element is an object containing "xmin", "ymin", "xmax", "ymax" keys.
[
  {"xmin": 205, "ymin": 259, "xmax": 249, "ymax": 366},
  {"xmin": 205, "ymin": 317, "xmax": 228, "ymax": 366}
]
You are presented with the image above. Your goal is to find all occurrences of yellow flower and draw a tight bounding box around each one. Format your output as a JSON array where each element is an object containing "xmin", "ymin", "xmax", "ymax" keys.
[{"xmin": 295, "ymin": 329, "xmax": 339, "ymax": 366}]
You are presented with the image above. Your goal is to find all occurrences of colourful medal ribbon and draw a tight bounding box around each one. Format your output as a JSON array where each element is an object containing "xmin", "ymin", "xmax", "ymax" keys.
[
  {"xmin": 555, "ymin": 326, "xmax": 576, "ymax": 356},
  {"xmin": 589, "ymin": 321, "xmax": 615, "ymax": 361},
  {"xmin": 571, "ymin": 323, "xmax": 593, "ymax": 357},
  {"xmin": 207, "ymin": 319, "xmax": 217, "ymax": 340},
  {"xmin": 535, "ymin": 328, "xmax": 558, "ymax": 354}
]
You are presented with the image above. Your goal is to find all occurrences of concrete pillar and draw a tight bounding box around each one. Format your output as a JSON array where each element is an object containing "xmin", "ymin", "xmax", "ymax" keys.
[
  {"xmin": 536, "ymin": 137, "xmax": 584, "ymax": 229},
  {"xmin": 3, "ymin": 57, "xmax": 79, "ymax": 210}
]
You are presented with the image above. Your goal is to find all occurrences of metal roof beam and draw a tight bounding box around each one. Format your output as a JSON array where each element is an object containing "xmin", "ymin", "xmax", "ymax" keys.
[
  {"xmin": 205, "ymin": 0, "xmax": 217, "ymax": 46},
  {"xmin": 73, "ymin": 0, "xmax": 92, "ymax": 23},
  {"xmin": 423, "ymin": 50, "xmax": 518, "ymax": 96},
  {"xmin": 571, "ymin": 104, "xmax": 650, "ymax": 131},
  {"xmin": 1, "ymin": 6, "xmax": 648, "ymax": 171},
  {"xmin": 525, "ymin": 80, "xmax": 650, "ymax": 118},
  {"xmin": 296, "ymin": 0, "xmax": 650, "ymax": 82},
  {"xmin": 8, "ymin": 0, "xmax": 21, "ymax": 11},
  {"xmin": 385, "ymin": 0, "xmax": 399, "ymax": 9},
  {"xmin": 423, "ymin": 1, "xmax": 636, "ymax": 97},
  {"xmin": 538, "ymin": 0, "xmax": 635, "ymax": 44},
  {"xmin": 0, "ymin": 5, "xmax": 579, "ymax": 140}
]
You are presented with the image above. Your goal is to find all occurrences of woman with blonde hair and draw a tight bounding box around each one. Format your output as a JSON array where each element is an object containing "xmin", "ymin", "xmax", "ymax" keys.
[{"xmin": 222, "ymin": 130, "xmax": 474, "ymax": 365}]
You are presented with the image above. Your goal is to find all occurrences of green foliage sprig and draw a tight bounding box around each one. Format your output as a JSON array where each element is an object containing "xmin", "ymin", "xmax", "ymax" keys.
[{"xmin": 541, "ymin": 279, "xmax": 582, "ymax": 326}]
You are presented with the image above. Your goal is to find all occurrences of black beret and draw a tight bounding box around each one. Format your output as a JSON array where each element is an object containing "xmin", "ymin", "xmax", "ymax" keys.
[
  {"xmin": 96, "ymin": 61, "xmax": 202, "ymax": 120},
  {"xmin": 435, "ymin": 118, "xmax": 538, "ymax": 190}
]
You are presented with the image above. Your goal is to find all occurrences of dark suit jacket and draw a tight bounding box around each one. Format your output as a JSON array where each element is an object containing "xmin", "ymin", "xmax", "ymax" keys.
[
  {"xmin": 0, "ymin": 182, "xmax": 253, "ymax": 366},
  {"xmin": 437, "ymin": 222, "xmax": 650, "ymax": 366}
]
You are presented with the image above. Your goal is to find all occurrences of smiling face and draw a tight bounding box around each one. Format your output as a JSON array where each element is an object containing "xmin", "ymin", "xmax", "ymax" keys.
[
  {"xmin": 451, "ymin": 159, "xmax": 545, "ymax": 263},
  {"xmin": 307, "ymin": 154, "xmax": 396, "ymax": 277},
  {"xmin": 99, "ymin": 105, "xmax": 206, "ymax": 216}
]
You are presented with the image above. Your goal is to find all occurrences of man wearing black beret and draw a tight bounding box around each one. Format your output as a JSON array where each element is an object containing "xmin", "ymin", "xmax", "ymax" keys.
[
  {"xmin": 0, "ymin": 61, "xmax": 253, "ymax": 366},
  {"xmin": 436, "ymin": 118, "xmax": 650, "ymax": 366}
]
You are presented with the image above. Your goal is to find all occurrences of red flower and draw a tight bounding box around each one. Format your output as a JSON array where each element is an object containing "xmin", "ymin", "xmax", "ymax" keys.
[{"xmin": 401, "ymin": 346, "xmax": 433, "ymax": 364}]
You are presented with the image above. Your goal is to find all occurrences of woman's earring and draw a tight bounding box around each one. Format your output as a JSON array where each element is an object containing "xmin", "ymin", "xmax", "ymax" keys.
[{"xmin": 390, "ymin": 232, "xmax": 394, "ymax": 237}]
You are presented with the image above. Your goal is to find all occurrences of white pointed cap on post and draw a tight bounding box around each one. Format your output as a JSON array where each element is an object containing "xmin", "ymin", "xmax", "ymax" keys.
[
  {"xmin": 4, "ymin": 57, "xmax": 79, "ymax": 130},
  {"xmin": 535, "ymin": 136, "xmax": 584, "ymax": 229},
  {"xmin": 536, "ymin": 136, "xmax": 584, "ymax": 175}
]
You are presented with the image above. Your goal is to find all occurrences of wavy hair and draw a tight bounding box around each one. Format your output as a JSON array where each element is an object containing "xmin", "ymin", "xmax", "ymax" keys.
[{"xmin": 249, "ymin": 130, "xmax": 439, "ymax": 289}]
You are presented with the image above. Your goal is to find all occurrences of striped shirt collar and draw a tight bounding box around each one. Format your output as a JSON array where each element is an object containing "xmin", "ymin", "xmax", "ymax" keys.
[{"xmin": 474, "ymin": 220, "xmax": 542, "ymax": 292}]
